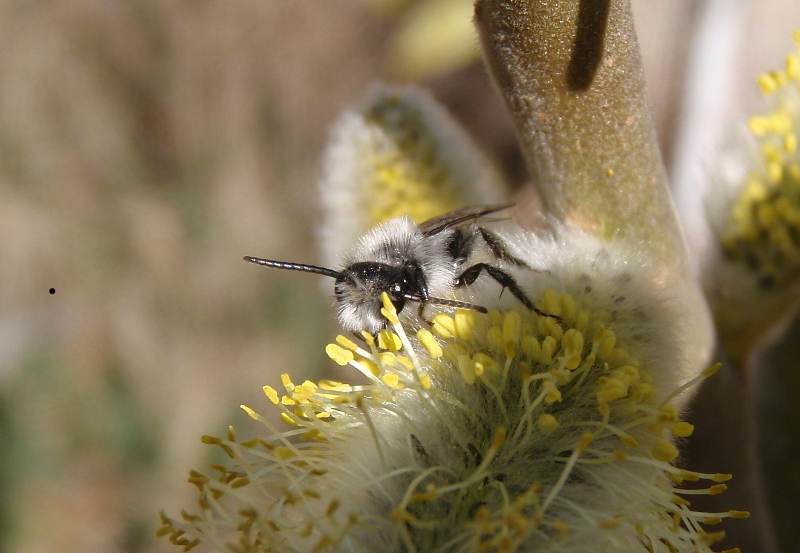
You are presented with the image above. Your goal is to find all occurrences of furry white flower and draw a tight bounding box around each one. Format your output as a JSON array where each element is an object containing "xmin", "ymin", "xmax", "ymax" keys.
[
  {"xmin": 158, "ymin": 225, "xmax": 745, "ymax": 553},
  {"xmin": 704, "ymin": 32, "xmax": 800, "ymax": 355},
  {"xmin": 318, "ymin": 85, "xmax": 505, "ymax": 266}
]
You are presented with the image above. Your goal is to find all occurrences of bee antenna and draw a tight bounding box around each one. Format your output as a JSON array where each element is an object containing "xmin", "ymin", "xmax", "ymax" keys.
[
  {"xmin": 243, "ymin": 256, "xmax": 342, "ymax": 279},
  {"xmin": 403, "ymin": 294, "xmax": 488, "ymax": 314}
]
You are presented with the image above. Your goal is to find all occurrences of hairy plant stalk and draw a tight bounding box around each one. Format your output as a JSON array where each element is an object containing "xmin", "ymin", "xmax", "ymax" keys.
[{"xmin": 475, "ymin": 0, "xmax": 687, "ymax": 273}]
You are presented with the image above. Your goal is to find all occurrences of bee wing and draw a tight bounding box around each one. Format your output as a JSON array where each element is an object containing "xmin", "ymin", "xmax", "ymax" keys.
[{"xmin": 419, "ymin": 203, "xmax": 515, "ymax": 236}]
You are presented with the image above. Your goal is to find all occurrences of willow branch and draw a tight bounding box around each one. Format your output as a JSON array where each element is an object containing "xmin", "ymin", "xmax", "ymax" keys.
[{"xmin": 475, "ymin": 0, "xmax": 687, "ymax": 273}]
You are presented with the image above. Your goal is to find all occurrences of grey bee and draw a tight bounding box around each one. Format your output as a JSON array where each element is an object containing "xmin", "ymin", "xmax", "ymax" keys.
[{"xmin": 245, "ymin": 204, "xmax": 554, "ymax": 333}]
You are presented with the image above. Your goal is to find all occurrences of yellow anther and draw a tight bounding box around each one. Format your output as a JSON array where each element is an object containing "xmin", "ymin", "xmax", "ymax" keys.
[
  {"xmin": 651, "ymin": 440, "xmax": 679, "ymax": 462},
  {"xmin": 659, "ymin": 404, "xmax": 678, "ymax": 422},
  {"xmin": 280, "ymin": 412, "xmax": 296, "ymax": 426},
  {"xmin": 672, "ymin": 421, "xmax": 695, "ymax": 438},
  {"xmin": 380, "ymin": 306, "xmax": 400, "ymax": 326},
  {"xmin": 757, "ymin": 72, "xmax": 779, "ymax": 94},
  {"xmin": 491, "ymin": 426, "xmax": 508, "ymax": 449},
  {"xmin": 785, "ymin": 133, "xmax": 798, "ymax": 154},
  {"xmin": 576, "ymin": 432, "xmax": 593, "ymax": 452},
  {"xmin": 263, "ymin": 385, "xmax": 280, "ymax": 405},
  {"xmin": 562, "ymin": 328, "xmax": 584, "ymax": 355},
  {"xmin": 551, "ymin": 519, "xmax": 570, "ymax": 535},
  {"xmin": 728, "ymin": 510, "xmax": 750, "ymax": 519},
  {"xmin": 396, "ymin": 355, "xmax": 414, "ymax": 370},
  {"xmin": 749, "ymin": 115, "xmax": 769, "ymax": 136},
  {"xmin": 486, "ymin": 326, "xmax": 503, "ymax": 353},
  {"xmin": 326, "ymin": 498, "xmax": 341, "ymax": 517},
  {"xmin": 377, "ymin": 330, "xmax": 402, "ymax": 351},
  {"xmin": 419, "ymin": 374, "xmax": 432, "ymax": 390},
  {"xmin": 709, "ymin": 484, "xmax": 728, "ymax": 495},
  {"xmin": 595, "ymin": 328, "xmax": 616, "ymax": 359},
  {"xmin": 335, "ymin": 335, "xmax": 360, "ymax": 352},
  {"xmin": 701, "ymin": 530, "xmax": 726, "ymax": 545},
  {"xmin": 325, "ymin": 343, "xmax": 355, "ymax": 366},
  {"xmin": 560, "ymin": 293, "xmax": 577, "ymax": 321},
  {"xmin": 598, "ymin": 517, "xmax": 620, "ymax": 529},
  {"xmin": 502, "ymin": 311, "xmax": 522, "ymax": 356},
  {"xmin": 417, "ymin": 328, "xmax": 443, "ymax": 358},
  {"xmin": 240, "ymin": 404, "xmax": 260, "ymax": 421},
  {"xmin": 454, "ymin": 309, "xmax": 476, "ymax": 340},
  {"xmin": 358, "ymin": 358, "xmax": 380, "ymax": 377},
  {"xmin": 540, "ymin": 336, "xmax": 557, "ymax": 364},
  {"xmin": 541, "ymin": 289, "xmax": 561, "ymax": 315},
  {"xmin": 360, "ymin": 331, "xmax": 376, "ymax": 348},
  {"xmin": 544, "ymin": 381, "xmax": 562, "ymax": 404},
  {"xmin": 381, "ymin": 372, "xmax": 402, "ymax": 389},
  {"xmin": 536, "ymin": 414, "xmax": 559, "ymax": 434},
  {"xmin": 703, "ymin": 362, "xmax": 722, "ymax": 378},
  {"xmin": 522, "ymin": 335, "xmax": 541, "ymax": 360},
  {"xmin": 473, "ymin": 352, "xmax": 496, "ymax": 373},
  {"xmin": 457, "ymin": 354, "xmax": 476, "ymax": 384},
  {"xmin": 787, "ymin": 53, "xmax": 800, "ymax": 79},
  {"xmin": 431, "ymin": 313, "xmax": 456, "ymax": 338},
  {"xmin": 281, "ymin": 373, "xmax": 295, "ymax": 391},
  {"xmin": 767, "ymin": 162, "xmax": 783, "ymax": 184}
]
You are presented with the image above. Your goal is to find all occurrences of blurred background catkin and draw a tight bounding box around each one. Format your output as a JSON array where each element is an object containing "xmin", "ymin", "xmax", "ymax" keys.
[{"xmin": 0, "ymin": 1, "xmax": 797, "ymax": 552}]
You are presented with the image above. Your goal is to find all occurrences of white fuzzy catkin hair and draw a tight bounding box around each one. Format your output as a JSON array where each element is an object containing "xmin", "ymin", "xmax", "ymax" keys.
[
  {"xmin": 160, "ymin": 222, "xmax": 736, "ymax": 553},
  {"xmin": 317, "ymin": 84, "xmax": 505, "ymax": 268}
]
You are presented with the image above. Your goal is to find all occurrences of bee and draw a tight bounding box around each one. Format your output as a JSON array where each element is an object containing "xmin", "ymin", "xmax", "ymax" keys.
[{"xmin": 245, "ymin": 204, "xmax": 554, "ymax": 333}]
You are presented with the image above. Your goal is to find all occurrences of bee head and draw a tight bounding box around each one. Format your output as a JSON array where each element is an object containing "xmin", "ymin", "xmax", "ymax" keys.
[{"xmin": 334, "ymin": 262, "xmax": 420, "ymax": 333}]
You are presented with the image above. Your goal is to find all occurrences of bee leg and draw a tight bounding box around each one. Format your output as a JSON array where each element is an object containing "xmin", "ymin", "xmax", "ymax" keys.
[
  {"xmin": 417, "ymin": 302, "xmax": 434, "ymax": 327},
  {"xmin": 455, "ymin": 263, "xmax": 560, "ymax": 320},
  {"xmin": 477, "ymin": 227, "xmax": 530, "ymax": 267}
]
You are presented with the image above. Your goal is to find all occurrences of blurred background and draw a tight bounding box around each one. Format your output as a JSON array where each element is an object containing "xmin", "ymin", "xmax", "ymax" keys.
[{"xmin": 0, "ymin": 1, "xmax": 797, "ymax": 552}]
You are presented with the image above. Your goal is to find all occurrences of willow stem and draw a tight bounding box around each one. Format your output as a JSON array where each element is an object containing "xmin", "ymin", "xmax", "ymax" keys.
[{"xmin": 475, "ymin": 0, "xmax": 687, "ymax": 274}]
